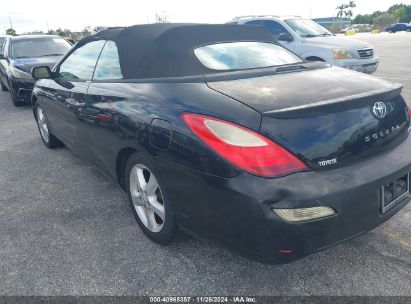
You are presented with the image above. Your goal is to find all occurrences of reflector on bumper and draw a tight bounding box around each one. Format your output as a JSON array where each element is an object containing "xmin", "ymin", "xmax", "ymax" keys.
[{"xmin": 273, "ymin": 206, "xmax": 335, "ymax": 222}]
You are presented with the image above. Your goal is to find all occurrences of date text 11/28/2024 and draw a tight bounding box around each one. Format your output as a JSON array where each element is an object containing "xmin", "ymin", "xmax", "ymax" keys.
[{"xmin": 149, "ymin": 296, "xmax": 257, "ymax": 303}]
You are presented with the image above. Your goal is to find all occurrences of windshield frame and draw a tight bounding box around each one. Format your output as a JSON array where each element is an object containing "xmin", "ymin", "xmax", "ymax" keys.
[
  {"xmin": 194, "ymin": 41, "xmax": 303, "ymax": 72},
  {"xmin": 284, "ymin": 19, "xmax": 333, "ymax": 38},
  {"xmin": 10, "ymin": 37, "xmax": 71, "ymax": 59}
]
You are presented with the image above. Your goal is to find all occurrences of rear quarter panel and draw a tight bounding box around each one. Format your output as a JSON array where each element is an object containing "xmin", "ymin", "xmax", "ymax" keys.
[{"xmin": 85, "ymin": 81, "xmax": 261, "ymax": 179}]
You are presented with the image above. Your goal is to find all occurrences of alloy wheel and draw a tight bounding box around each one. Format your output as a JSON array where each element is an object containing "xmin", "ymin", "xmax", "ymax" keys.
[
  {"xmin": 37, "ymin": 106, "xmax": 49, "ymax": 143},
  {"xmin": 129, "ymin": 164, "xmax": 165, "ymax": 233}
]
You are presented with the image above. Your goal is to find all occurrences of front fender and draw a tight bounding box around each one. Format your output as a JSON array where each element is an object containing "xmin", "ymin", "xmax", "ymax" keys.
[
  {"xmin": 31, "ymin": 84, "xmax": 42, "ymax": 108},
  {"xmin": 298, "ymin": 45, "xmax": 334, "ymax": 63}
]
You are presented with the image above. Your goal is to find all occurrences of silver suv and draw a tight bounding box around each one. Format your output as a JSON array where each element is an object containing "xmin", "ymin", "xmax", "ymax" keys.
[{"xmin": 229, "ymin": 15, "xmax": 379, "ymax": 74}]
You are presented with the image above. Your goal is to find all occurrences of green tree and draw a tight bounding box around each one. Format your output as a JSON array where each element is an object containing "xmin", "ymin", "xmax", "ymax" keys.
[
  {"xmin": 336, "ymin": 1, "xmax": 356, "ymax": 19},
  {"xmin": 346, "ymin": 1, "xmax": 356, "ymax": 19},
  {"xmin": 344, "ymin": 10, "xmax": 353, "ymax": 18},
  {"xmin": 373, "ymin": 13, "xmax": 398, "ymax": 28},
  {"xmin": 389, "ymin": 3, "xmax": 411, "ymax": 22},
  {"xmin": 353, "ymin": 4, "xmax": 411, "ymax": 27},
  {"xmin": 336, "ymin": 4, "xmax": 349, "ymax": 19},
  {"xmin": 388, "ymin": 4, "xmax": 407, "ymax": 22},
  {"xmin": 371, "ymin": 11, "xmax": 383, "ymax": 20},
  {"xmin": 54, "ymin": 28, "xmax": 71, "ymax": 37},
  {"xmin": 6, "ymin": 28, "xmax": 16, "ymax": 36},
  {"xmin": 335, "ymin": 1, "xmax": 356, "ymax": 32},
  {"xmin": 82, "ymin": 26, "xmax": 91, "ymax": 37},
  {"xmin": 352, "ymin": 14, "xmax": 372, "ymax": 24}
]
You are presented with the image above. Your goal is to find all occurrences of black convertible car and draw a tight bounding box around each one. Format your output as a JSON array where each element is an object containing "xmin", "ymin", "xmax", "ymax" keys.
[{"xmin": 31, "ymin": 24, "xmax": 411, "ymax": 264}]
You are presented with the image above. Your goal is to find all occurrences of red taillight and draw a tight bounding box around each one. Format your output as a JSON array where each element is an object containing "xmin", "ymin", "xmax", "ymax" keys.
[
  {"xmin": 181, "ymin": 113, "xmax": 308, "ymax": 178},
  {"xmin": 408, "ymin": 107, "xmax": 411, "ymax": 119}
]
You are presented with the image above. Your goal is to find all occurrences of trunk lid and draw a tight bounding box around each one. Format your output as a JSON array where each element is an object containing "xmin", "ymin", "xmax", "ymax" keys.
[{"xmin": 207, "ymin": 67, "xmax": 410, "ymax": 170}]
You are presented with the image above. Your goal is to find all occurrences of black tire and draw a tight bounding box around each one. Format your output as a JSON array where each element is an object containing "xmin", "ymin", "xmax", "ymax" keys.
[
  {"xmin": 125, "ymin": 152, "xmax": 177, "ymax": 244},
  {"xmin": 1, "ymin": 81, "xmax": 7, "ymax": 92},
  {"xmin": 34, "ymin": 102, "xmax": 63, "ymax": 149}
]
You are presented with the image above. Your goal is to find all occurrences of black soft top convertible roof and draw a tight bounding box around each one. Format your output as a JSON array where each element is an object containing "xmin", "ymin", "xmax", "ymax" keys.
[{"xmin": 79, "ymin": 23, "xmax": 277, "ymax": 79}]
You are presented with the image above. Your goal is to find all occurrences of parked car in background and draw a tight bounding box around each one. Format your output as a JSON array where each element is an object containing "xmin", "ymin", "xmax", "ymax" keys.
[
  {"xmin": 0, "ymin": 35, "xmax": 71, "ymax": 106},
  {"xmin": 31, "ymin": 24, "xmax": 411, "ymax": 264},
  {"xmin": 384, "ymin": 23, "xmax": 411, "ymax": 33},
  {"xmin": 351, "ymin": 24, "xmax": 373, "ymax": 33},
  {"xmin": 340, "ymin": 26, "xmax": 357, "ymax": 34},
  {"xmin": 229, "ymin": 15, "xmax": 379, "ymax": 73}
]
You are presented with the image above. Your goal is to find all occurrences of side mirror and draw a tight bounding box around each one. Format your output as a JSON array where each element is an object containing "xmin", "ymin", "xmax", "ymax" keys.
[
  {"xmin": 278, "ymin": 33, "xmax": 294, "ymax": 42},
  {"xmin": 32, "ymin": 66, "xmax": 52, "ymax": 79},
  {"xmin": 0, "ymin": 53, "xmax": 5, "ymax": 60}
]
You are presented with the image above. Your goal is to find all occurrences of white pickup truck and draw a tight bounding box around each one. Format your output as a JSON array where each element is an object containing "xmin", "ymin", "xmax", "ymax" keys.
[{"xmin": 229, "ymin": 15, "xmax": 379, "ymax": 74}]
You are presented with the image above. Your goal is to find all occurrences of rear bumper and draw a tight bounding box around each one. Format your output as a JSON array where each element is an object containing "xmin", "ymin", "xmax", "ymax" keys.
[
  {"xmin": 158, "ymin": 134, "xmax": 411, "ymax": 264},
  {"xmin": 333, "ymin": 57, "xmax": 379, "ymax": 74}
]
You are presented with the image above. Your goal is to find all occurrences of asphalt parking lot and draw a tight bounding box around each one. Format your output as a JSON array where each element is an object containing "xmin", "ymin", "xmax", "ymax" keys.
[
  {"xmin": 351, "ymin": 31, "xmax": 411, "ymax": 103},
  {"xmin": 0, "ymin": 32, "xmax": 410, "ymax": 296}
]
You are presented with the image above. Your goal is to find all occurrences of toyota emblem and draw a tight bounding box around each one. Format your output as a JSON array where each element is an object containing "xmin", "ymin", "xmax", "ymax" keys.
[{"xmin": 372, "ymin": 102, "xmax": 387, "ymax": 119}]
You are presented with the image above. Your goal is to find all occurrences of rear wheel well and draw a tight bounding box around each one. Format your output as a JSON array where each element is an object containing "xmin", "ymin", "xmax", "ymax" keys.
[
  {"xmin": 305, "ymin": 56, "xmax": 326, "ymax": 62},
  {"xmin": 116, "ymin": 147, "xmax": 137, "ymax": 190}
]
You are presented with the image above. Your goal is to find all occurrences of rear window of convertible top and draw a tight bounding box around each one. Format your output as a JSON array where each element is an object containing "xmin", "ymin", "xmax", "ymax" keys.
[{"xmin": 194, "ymin": 41, "xmax": 302, "ymax": 71}]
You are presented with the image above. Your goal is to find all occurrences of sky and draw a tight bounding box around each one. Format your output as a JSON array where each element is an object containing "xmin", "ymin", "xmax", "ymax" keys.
[{"xmin": 1, "ymin": 0, "xmax": 410, "ymax": 34}]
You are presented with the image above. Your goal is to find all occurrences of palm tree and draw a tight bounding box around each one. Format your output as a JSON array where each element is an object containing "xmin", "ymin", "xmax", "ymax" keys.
[
  {"xmin": 336, "ymin": 4, "xmax": 349, "ymax": 19},
  {"xmin": 344, "ymin": 10, "xmax": 353, "ymax": 18},
  {"xmin": 336, "ymin": 1, "xmax": 356, "ymax": 19},
  {"xmin": 348, "ymin": 1, "xmax": 356, "ymax": 9},
  {"xmin": 336, "ymin": 2, "xmax": 356, "ymax": 32}
]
